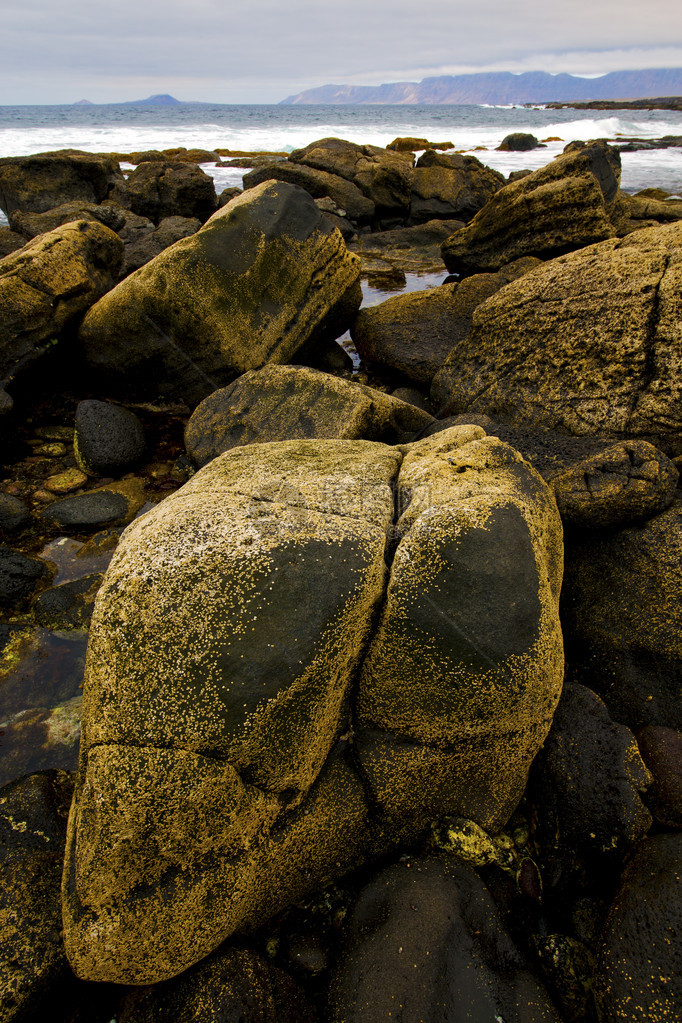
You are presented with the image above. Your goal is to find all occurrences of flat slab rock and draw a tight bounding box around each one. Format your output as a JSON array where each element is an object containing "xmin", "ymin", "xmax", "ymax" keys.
[{"xmin": 62, "ymin": 426, "xmax": 563, "ymax": 984}]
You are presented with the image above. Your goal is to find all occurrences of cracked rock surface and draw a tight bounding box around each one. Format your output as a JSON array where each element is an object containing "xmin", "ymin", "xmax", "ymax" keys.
[
  {"xmin": 61, "ymin": 426, "xmax": 563, "ymax": 984},
  {"xmin": 431, "ymin": 221, "xmax": 682, "ymax": 451}
]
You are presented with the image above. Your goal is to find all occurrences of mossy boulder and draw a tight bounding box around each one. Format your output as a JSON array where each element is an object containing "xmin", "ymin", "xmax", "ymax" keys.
[
  {"xmin": 9, "ymin": 202, "xmax": 126, "ymax": 241},
  {"xmin": 431, "ymin": 221, "xmax": 682, "ymax": 451},
  {"xmin": 0, "ymin": 219, "xmax": 123, "ymax": 388},
  {"xmin": 78, "ymin": 181, "xmax": 362, "ymax": 406},
  {"xmin": 441, "ymin": 141, "xmax": 621, "ymax": 274},
  {"xmin": 0, "ymin": 150, "xmax": 126, "ymax": 217},
  {"xmin": 62, "ymin": 427, "xmax": 563, "ymax": 984},
  {"xmin": 184, "ymin": 364, "xmax": 434, "ymax": 466}
]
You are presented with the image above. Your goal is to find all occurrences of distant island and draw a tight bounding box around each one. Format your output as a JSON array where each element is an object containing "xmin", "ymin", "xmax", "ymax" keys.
[
  {"xmin": 280, "ymin": 68, "xmax": 682, "ymax": 105},
  {"xmin": 72, "ymin": 94, "xmax": 183, "ymax": 107}
]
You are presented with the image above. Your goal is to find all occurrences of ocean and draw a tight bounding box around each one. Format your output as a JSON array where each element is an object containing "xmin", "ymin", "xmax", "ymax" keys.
[{"xmin": 0, "ymin": 103, "xmax": 681, "ymax": 227}]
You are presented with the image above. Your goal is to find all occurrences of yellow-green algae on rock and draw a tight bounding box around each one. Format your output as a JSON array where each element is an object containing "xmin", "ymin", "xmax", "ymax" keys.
[
  {"xmin": 78, "ymin": 180, "xmax": 362, "ymax": 404},
  {"xmin": 62, "ymin": 428, "xmax": 563, "ymax": 984}
]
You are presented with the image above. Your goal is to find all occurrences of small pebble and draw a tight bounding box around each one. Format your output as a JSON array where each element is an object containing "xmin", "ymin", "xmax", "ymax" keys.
[
  {"xmin": 45, "ymin": 468, "xmax": 88, "ymax": 494},
  {"xmin": 33, "ymin": 489, "xmax": 57, "ymax": 503},
  {"xmin": 34, "ymin": 443, "xmax": 68, "ymax": 457}
]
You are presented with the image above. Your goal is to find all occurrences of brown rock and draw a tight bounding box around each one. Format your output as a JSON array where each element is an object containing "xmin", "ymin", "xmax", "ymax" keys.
[
  {"xmin": 441, "ymin": 141, "xmax": 620, "ymax": 274},
  {"xmin": 242, "ymin": 161, "xmax": 375, "ymax": 223},
  {"xmin": 431, "ymin": 221, "xmax": 682, "ymax": 451},
  {"xmin": 353, "ymin": 258, "xmax": 540, "ymax": 386},
  {"xmin": 0, "ymin": 219, "xmax": 123, "ymax": 387},
  {"xmin": 0, "ymin": 150, "xmax": 126, "ymax": 217}
]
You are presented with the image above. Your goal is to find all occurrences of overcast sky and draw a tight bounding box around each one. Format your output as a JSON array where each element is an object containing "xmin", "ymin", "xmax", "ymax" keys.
[{"xmin": 2, "ymin": 0, "xmax": 681, "ymax": 104}]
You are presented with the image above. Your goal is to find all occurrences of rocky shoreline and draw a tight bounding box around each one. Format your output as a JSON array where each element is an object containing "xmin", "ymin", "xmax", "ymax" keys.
[{"xmin": 1, "ymin": 136, "xmax": 681, "ymax": 1022}]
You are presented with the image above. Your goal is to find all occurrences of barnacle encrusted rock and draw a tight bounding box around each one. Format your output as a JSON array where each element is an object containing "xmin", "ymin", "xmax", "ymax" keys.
[
  {"xmin": 62, "ymin": 427, "xmax": 563, "ymax": 984},
  {"xmin": 431, "ymin": 221, "xmax": 682, "ymax": 452},
  {"xmin": 78, "ymin": 180, "xmax": 362, "ymax": 405}
]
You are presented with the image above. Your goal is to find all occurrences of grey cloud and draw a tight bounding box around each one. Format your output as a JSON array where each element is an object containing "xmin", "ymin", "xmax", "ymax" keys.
[{"xmin": 1, "ymin": 0, "xmax": 680, "ymax": 103}]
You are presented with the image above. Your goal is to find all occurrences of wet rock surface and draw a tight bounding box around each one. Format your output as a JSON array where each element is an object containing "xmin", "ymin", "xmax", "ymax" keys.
[{"xmin": 0, "ymin": 770, "xmax": 75, "ymax": 1023}]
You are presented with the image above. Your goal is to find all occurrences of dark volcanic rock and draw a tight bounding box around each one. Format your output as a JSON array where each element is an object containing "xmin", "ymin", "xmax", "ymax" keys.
[
  {"xmin": 79, "ymin": 181, "xmax": 362, "ymax": 406},
  {"xmin": 549, "ymin": 440, "xmax": 678, "ymax": 529},
  {"xmin": 121, "ymin": 214, "xmax": 202, "ymax": 275},
  {"xmin": 125, "ymin": 161, "xmax": 218, "ymax": 224},
  {"xmin": 441, "ymin": 141, "xmax": 621, "ymax": 274},
  {"xmin": 185, "ymin": 364, "xmax": 435, "ymax": 466},
  {"xmin": 0, "ymin": 771, "xmax": 75, "ymax": 1022},
  {"xmin": 561, "ymin": 495, "xmax": 682, "ymax": 731},
  {"xmin": 0, "ymin": 150, "xmax": 126, "ymax": 217},
  {"xmin": 289, "ymin": 137, "xmax": 415, "ymax": 216},
  {"xmin": 529, "ymin": 682, "xmax": 652, "ymax": 860},
  {"xmin": 41, "ymin": 480, "xmax": 144, "ymax": 531},
  {"xmin": 596, "ymin": 833, "xmax": 682, "ymax": 1023},
  {"xmin": 125, "ymin": 160, "xmax": 217, "ymax": 221},
  {"xmin": 0, "ymin": 227, "xmax": 25, "ymax": 258},
  {"xmin": 74, "ymin": 399, "xmax": 146, "ymax": 476},
  {"xmin": 635, "ymin": 726, "xmax": 682, "ymax": 827},
  {"xmin": 328, "ymin": 855, "xmax": 562, "ymax": 1023},
  {"xmin": 0, "ymin": 545, "xmax": 48, "ymax": 606},
  {"xmin": 117, "ymin": 946, "xmax": 315, "ymax": 1023},
  {"xmin": 33, "ymin": 573, "xmax": 103, "ymax": 630},
  {"xmin": 0, "ymin": 493, "xmax": 30, "ymax": 532},
  {"xmin": 410, "ymin": 151, "xmax": 505, "ymax": 224},
  {"xmin": 497, "ymin": 132, "xmax": 541, "ymax": 151}
]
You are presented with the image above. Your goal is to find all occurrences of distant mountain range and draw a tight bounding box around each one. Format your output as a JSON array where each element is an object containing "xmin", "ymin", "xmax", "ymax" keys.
[
  {"xmin": 280, "ymin": 69, "xmax": 682, "ymax": 105},
  {"xmin": 73, "ymin": 94, "xmax": 182, "ymax": 106}
]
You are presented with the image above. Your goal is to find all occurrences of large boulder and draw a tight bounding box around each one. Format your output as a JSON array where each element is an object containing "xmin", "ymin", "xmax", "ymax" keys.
[
  {"xmin": 242, "ymin": 161, "xmax": 375, "ymax": 223},
  {"xmin": 328, "ymin": 855, "xmax": 562, "ymax": 1023},
  {"xmin": 78, "ymin": 181, "xmax": 362, "ymax": 406},
  {"xmin": 184, "ymin": 364, "xmax": 434, "ymax": 466},
  {"xmin": 0, "ymin": 150, "xmax": 126, "ymax": 217},
  {"xmin": 125, "ymin": 161, "xmax": 218, "ymax": 224},
  {"xmin": 410, "ymin": 150, "xmax": 505, "ymax": 224},
  {"xmin": 561, "ymin": 495, "xmax": 682, "ymax": 732},
  {"xmin": 62, "ymin": 427, "xmax": 563, "ymax": 983},
  {"xmin": 352, "ymin": 258, "xmax": 540, "ymax": 386},
  {"xmin": 289, "ymin": 137, "xmax": 414, "ymax": 216},
  {"xmin": 596, "ymin": 833, "xmax": 682, "ymax": 1022},
  {"xmin": 441, "ymin": 141, "xmax": 621, "ymax": 274},
  {"xmin": 0, "ymin": 219, "xmax": 123, "ymax": 389},
  {"xmin": 431, "ymin": 221, "xmax": 682, "ymax": 451}
]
